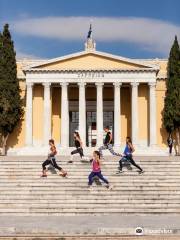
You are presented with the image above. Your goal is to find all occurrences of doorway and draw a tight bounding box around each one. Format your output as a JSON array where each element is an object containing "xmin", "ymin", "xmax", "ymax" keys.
[{"xmin": 86, "ymin": 111, "xmax": 114, "ymax": 147}]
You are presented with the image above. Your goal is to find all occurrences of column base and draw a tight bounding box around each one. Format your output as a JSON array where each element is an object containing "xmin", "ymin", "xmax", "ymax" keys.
[
  {"xmin": 149, "ymin": 144, "xmax": 158, "ymax": 148},
  {"xmin": 6, "ymin": 145, "xmax": 169, "ymax": 156},
  {"xmin": 114, "ymin": 143, "xmax": 121, "ymax": 148},
  {"xmin": 132, "ymin": 143, "xmax": 140, "ymax": 149}
]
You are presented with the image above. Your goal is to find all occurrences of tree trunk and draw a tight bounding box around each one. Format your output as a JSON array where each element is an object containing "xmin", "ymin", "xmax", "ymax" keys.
[
  {"xmin": 0, "ymin": 134, "xmax": 9, "ymax": 156},
  {"xmin": 175, "ymin": 127, "xmax": 180, "ymax": 155}
]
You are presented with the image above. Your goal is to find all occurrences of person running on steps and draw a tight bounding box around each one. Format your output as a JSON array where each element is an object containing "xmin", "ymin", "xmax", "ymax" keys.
[
  {"xmin": 41, "ymin": 139, "xmax": 67, "ymax": 177},
  {"xmin": 68, "ymin": 131, "xmax": 89, "ymax": 163},
  {"xmin": 117, "ymin": 137, "xmax": 144, "ymax": 174},
  {"xmin": 88, "ymin": 150, "xmax": 111, "ymax": 189},
  {"xmin": 98, "ymin": 126, "xmax": 121, "ymax": 158}
]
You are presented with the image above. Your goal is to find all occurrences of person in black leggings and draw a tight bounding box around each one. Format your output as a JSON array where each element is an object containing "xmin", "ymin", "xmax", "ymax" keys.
[
  {"xmin": 167, "ymin": 135, "xmax": 173, "ymax": 155},
  {"xmin": 41, "ymin": 139, "xmax": 67, "ymax": 177},
  {"xmin": 117, "ymin": 137, "xmax": 144, "ymax": 174},
  {"xmin": 68, "ymin": 132, "xmax": 85, "ymax": 163}
]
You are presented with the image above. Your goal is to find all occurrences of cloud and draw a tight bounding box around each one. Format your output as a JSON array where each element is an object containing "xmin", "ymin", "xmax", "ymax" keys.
[
  {"xmin": 16, "ymin": 49, "xmax": 43, "ymax": 60},
  {"xmin": 11, "ymin": 16, "xmax": 180, "ymax": 55}
]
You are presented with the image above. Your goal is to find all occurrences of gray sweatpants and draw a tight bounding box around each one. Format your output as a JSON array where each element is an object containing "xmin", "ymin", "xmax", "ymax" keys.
[{"xmin": 98, "ymin": 144, "xmax": 120, "ymax": 157}]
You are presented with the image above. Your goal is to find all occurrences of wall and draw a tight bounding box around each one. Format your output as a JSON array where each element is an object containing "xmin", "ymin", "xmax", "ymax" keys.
[
  {"xmin": 7, "ymin": 80, "xmax": 26, "ymax": 149},
  {"xmin": 32, "ymin": 84, "xmax": 43, "ymax": 145},
  {"xmin": 156, "ymin": 80, "xmax": 168, "ymax": 147}
]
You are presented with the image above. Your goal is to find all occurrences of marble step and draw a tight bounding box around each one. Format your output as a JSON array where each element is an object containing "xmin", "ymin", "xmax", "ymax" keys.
[
  {"xmin": 0, "ymin": 194, "xmax": 179, "ymax": 199},
  {"xmin": 0, "ymin": 182, "xmax": 179, "ymax": 186},
  {"xmin": 1, "ymin": 159, "xmax": 179, "ymax": 163},
  {"xmin": 0, "ymin": 190, "xmax": 180, "ymax": 195},
  {"xmin": 0, "ymin": 184, "xmax": 180, "ymax": 193},
  {"xmin": 0, "ymin": 203, "xmax": 179, "ymax": 209},
  {"xmin": 0, "ymin": 208, "xmax": 179, "ymax": 214},
  {"xmin": 0, "ymin": 199, "xmax": 179, "ymax": 204}
]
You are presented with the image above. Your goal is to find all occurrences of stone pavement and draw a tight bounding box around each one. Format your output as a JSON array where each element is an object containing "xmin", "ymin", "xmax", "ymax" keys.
[{"xmin": 0, "ymin": 215, "xmax": 180, "ymax": 238}]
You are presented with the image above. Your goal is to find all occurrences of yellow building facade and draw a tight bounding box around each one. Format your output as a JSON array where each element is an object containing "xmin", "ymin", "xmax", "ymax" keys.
[{"xmin": 6, "ymin": 38, "xmax": 168, "ymax": 155}]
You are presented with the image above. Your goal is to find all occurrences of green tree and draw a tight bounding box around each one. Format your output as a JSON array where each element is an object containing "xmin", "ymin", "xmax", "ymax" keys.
[
  {"xmin": 0, "ymin": 24, "xmax": 23, "ymax": 155},
  {"xmin": 163, "ymin": 36, "xmax": 180, "ymax": 155}
]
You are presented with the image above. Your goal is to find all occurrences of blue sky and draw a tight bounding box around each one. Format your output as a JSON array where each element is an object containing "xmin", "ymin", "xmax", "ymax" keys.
[{"xmin": 0, "ymin": 0, "xmax": 180, "ymax": 59}]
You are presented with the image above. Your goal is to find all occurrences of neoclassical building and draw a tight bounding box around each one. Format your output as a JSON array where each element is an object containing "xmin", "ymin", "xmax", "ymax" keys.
[{"xmin": 7, "ymin": 36, "xmax": 168, "ymax": 155}]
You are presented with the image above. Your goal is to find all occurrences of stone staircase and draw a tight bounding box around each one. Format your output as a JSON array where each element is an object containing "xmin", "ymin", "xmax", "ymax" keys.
[{"xmin": 0, "ymin": 155, "xmax": 180, "ymax": 216}]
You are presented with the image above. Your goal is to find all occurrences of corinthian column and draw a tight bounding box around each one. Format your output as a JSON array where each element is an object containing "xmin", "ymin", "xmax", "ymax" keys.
[
  {"xmin": 149, "ymin": 82, "xmax": 157, "ymax": 147},
  {"xmin": 131, "ymin": 82, "xmax": 139, "ymax": 145},
  {"xmin": 43, "ymin": 82, "xmax": 51, "ymax": 145},
  {"xmin": 25, "ymin": 82, "xmax": 33, "ymax": 146},
  {"xmin": 60, "ymin": 82, "xmax": 69, "ymax": 148},
  {"xmin": 78, "ymin": 82, "xmax": 86, "ymax": 146},
  {"xmin": 96, "ymin": 83, "xmax": 104, "ymax": 146},
  {"xmin": 114, "ymin": 82, "xmax": 122, "ymax": 147}
]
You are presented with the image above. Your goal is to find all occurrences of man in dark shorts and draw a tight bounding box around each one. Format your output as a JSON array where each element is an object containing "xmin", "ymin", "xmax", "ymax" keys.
[{"xmin": 98, "ymin": 126, "xmax": 121, "ymax": 158}]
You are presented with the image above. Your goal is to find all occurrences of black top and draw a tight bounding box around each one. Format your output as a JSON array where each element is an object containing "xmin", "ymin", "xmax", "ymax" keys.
[
  {"xmin": 74, "ymin": 139, "xmax": 81, "ymax": 148},
  {"xmin": 167, "ymin": 137, "xmax": 173, "ymax": 146},
  {"xmin": 104, "ymin": 131, "xmax": 112, "ymax": 145}
]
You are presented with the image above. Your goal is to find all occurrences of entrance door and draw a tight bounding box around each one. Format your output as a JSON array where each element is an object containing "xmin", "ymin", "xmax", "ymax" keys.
[
  {"xmin": 69, "ymin": 111, "xmax": 79, "ymax": 147},
  {"xmin": 87, "ymin": 111, "xmax": 97, "ymax": 147},
  {"xmin": 103, "ymin": 111, "xmax": 114, "ymax": 141},
  {"xmin": 86, "ymin": 111, "xmax": 114, "ymax": 147}
]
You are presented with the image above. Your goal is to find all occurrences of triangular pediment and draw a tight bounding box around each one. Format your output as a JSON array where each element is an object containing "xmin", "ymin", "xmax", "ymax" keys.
[{"xmin": 27, "ymin": 50, "xmax": 159, "ymax": 71}]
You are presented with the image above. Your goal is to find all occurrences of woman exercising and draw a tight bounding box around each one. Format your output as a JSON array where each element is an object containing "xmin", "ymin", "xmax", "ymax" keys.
[
  {"xmin": 117, "ymin": 137, "xmax": 144, "ymax": 174},
  {"xmin": 41, "ymin": 139, "xmax": 67, "ymax": 177},
  {"xmin": 68, "ymin": 131, "xmax": 85, "ymax": 163}
]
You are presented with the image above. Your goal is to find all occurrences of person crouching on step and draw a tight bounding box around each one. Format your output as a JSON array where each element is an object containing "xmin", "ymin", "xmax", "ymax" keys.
[{"xmin": 41, "ymin": 139, "xmax": 67, "ymax": 177}]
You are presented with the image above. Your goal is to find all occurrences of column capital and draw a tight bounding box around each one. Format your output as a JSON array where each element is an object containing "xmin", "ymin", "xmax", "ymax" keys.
[
  {"xmin": 148, "ymin": 82, "xmax": 156, "ymax": 88},
  {"xmin": 95, "ymin": 82, "xmax": 104, "ymax": 87},
  {"xmin": 60, "ymin": 82, "xmax": 69, "ymax": 87},
  {"xmin": 131, "ymin": 82, "xmax": 139, "ymax": 87},
  {"xmin": 43, "ymin": 82, "xmax": 51, "ymax": 87},
  {"xmin": 26, "ymin": 82, "xmax": 34, "ymax": 88},
  {"xmin": 113, "ymin": 82, "xmax": 122, "ymax": 87},
  {"xmin": 78, "ymin": 82, "xmax": 86, "ymax": 87}
]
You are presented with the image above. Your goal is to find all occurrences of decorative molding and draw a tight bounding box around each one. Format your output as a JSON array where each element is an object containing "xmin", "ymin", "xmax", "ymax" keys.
[
  {"xmin": 25, "ymin": 68, "xmax": 158, "ymax": 74},
  {"xmin": 25, "ymin": 70, "xmax": 157, "ymax": 85}
]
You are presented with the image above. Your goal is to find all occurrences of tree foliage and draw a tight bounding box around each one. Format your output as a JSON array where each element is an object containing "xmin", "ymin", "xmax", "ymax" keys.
[
  {"xmin": 163, "ymin": 36, "xmax": 180, "ymax": 154},
  {"xmin": 0, "ymin": 24, "xmax": 24, "ymax": 155}
]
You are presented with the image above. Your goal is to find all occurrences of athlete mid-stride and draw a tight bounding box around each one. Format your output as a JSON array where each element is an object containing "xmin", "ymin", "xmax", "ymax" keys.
[
  {"xmin": 68, "ymin": 131, "xmax": 89, "ymax": 163},
  {"xmin": 98, "ymin": 126, "xmax": 121, "ymax": 158},
  {"xmin": 117, "ymin": 137, "xmax": 144, "ymax": 174},
  {"xmin": 88, "ymin": 150, "xmax": 112, "ymax": 189},
  {"xmin": 41, "ymin": 139, "xmax": 67, "ymax": 177}
]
